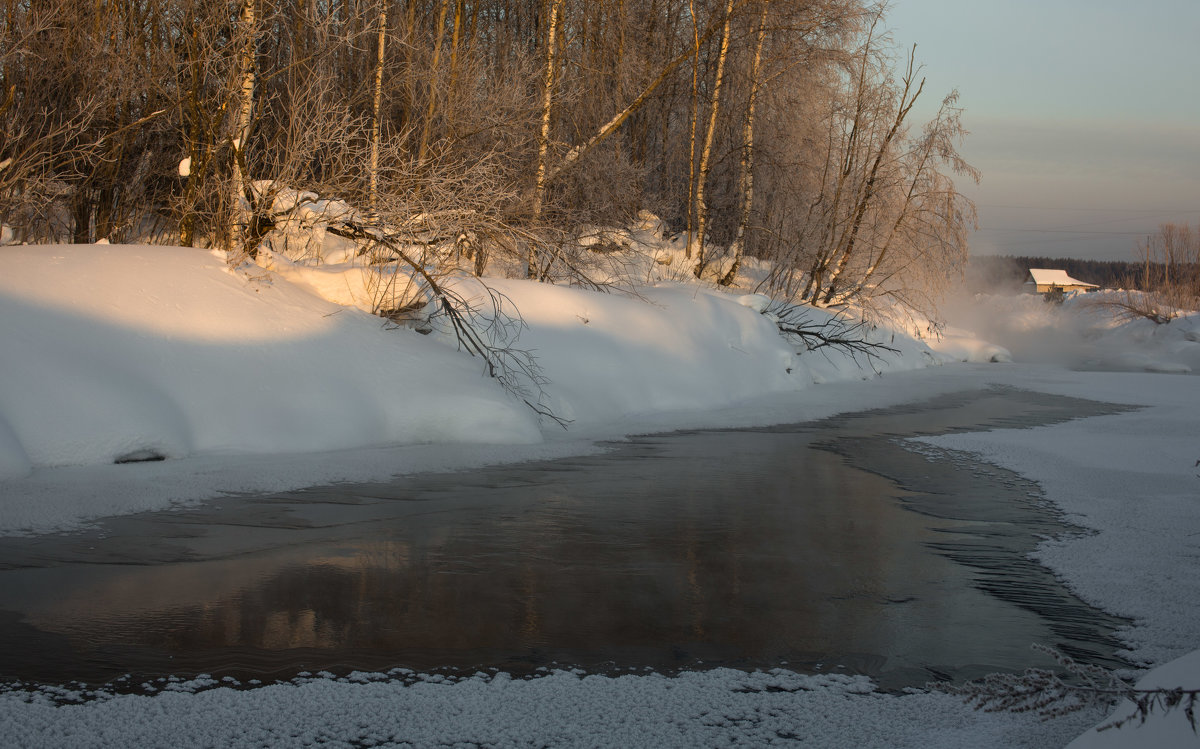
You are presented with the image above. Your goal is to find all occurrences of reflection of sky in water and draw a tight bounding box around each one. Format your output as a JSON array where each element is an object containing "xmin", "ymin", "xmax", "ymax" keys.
[{"xmin": 0, "ymin": 388, "xmax": 1129, "ymax": 689}]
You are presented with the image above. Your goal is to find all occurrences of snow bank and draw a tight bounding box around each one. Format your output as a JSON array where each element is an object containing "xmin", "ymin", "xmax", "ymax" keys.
[
  {"xmin": 0, "ymin": 244, "xmax": 947, "ymax": 506},
  {"xmin": 1066, "ymin": 649, "xmax": 1200, "ymax": 749},
  {"xmin": 477, "ymin": 280, "xmax": 805, "ymax": 426},
  {"xmin": 0, "ymin": 245, "xmax": 540, "ymax": 484}
]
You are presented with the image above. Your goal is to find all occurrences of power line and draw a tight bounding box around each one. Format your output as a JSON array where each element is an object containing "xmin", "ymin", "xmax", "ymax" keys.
[
  {"xmin": 982, "ymin": 233, "xmax": 1142, "ymax": 249},
  {"xmin": 975, "ymin": 203, "xmax": 1200, "ymax": 214},
  {"xmin": 975, "ymin": 208, "xmax": 1200, "ymax": 233},
  {"xmin": 1034, "ymin": 210, "xmax": 1200, "ymax": 232},
  {"xmin": 977, "ymin": 228, "xmax": 1144, "ymax": 235}
]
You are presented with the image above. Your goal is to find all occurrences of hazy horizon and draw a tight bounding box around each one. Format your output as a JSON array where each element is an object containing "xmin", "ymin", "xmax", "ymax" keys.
[{"xmin": 887, "ymin": 0, "xmax": 1200, "ymax": 262}]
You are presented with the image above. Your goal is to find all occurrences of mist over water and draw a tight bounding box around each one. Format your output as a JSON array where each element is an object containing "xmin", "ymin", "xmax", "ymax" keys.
[
  {"xmin": 941, "ymin": 260, "xmax": 1199, "ymax": 374},
  {"xmin": 942, "ymin": 292, "xmax": 1096, "ymax": 370}
]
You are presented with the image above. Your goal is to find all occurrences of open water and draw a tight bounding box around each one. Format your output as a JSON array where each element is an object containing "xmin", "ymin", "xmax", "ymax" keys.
[{"xmin": 0, "ymin": 386, "xmax": 1133, "ymax": 690}]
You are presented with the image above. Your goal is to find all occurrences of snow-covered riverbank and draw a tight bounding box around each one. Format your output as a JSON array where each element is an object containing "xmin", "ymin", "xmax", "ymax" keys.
[
  {"xmin": 0, "ymin": 244, "xmax": 948, "ymax": 535},
  {"xmin": 1, "ymin": 244, "xmax": 1198, "ymax": 747}
]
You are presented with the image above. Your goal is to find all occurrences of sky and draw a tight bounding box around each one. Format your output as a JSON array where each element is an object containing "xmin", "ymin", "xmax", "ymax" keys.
[{"xmin": 885, "ymin": 0, "xmax": 1200, "ymax": 261}]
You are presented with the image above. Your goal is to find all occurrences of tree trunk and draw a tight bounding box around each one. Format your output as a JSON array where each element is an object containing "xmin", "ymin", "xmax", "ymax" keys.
[
  {"xmin": 530, "ymin": 0, "xmax": 564, "ymax": 278},
  {"xmin": 684, "ymin": 0, "xmax": 700, "ymax": 259},
  {"xmin": 228, "ymin": 0, "xmax": 258, "ymax": 255},
  {"xmin": 368, "ymin": 0, "xmax": 387, "ymax": 219},
  {"xmin": 448, "ymin": 0, "xmax": 464, "ymax": 103},
  {"xmin": 691, "ymin": 0, "xmax": 734, "ymax": 278},
  {"xmin": 821, "ymin": 49, "xmax": 923, "ymax": 304},
  {"xmin": 801, "ymin": 15, "xmax": 879, "ymax": 302},
  {"xmin": 720, "ymin": 0, "xmax": 768, "ymax": 287},
  {"xmin": 418, "ymin": 0, "xmax": 451, "ymax": 163}
]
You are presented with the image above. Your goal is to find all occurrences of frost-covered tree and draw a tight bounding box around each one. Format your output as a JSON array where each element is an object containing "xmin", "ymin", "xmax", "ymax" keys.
[{"xmin": 0, "ymin": 0, "xmax": 977, "ymax": 318}]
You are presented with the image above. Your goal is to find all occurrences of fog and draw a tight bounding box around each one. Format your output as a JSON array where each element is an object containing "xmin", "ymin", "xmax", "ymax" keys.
[{"xmin": 940, "ymin": 257, "xmax": 1199, "ymax": 373}]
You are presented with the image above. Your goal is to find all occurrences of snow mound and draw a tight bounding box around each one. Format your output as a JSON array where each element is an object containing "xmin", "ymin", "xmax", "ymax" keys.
[
  {"xmin": 0, "ymin": 245, "xmax": 540, "ymax": 481},
  {"xmin": 1067, "ymin": 649, "xmax": 1200, "ymax": 749},
  {"xmin": 0, "ymin": 243, "xmax": 946, "ymax": 530}
]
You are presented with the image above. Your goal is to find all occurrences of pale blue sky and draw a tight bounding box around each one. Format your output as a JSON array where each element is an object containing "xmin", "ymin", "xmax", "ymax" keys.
[{"xmin": 885, "ymin": 0, "xmax": 1200, "ymax": 260}]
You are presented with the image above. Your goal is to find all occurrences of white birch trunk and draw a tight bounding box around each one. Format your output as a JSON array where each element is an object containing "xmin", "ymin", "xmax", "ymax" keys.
[
  {"xmin": 539, "ymin": 4, "xmax": 730, "ymax": 190},
  {"xmin": 530, "ymin": 0, "xmax": 564, "ymax": 278},
  {"xmin": 821, "ymin": 53, "xmax": 923, "ymax": 303},
  {"xmin": 691, "ymin": 0, "xmax": 734, "ymax": 277},
  {"xmin": 228, "ymin": 0, "xmax": 258, "ymax": 253},
  {"xmin": 369, "ymin": 1, "xmax": 387, "ymax": 219},
  {"xmin": 720, "ymin": 0, "xmax": 768, "ymax": 287},
  {"xmin": 684, "ymin": 0, "xmax": 701, "ymax": 259}
]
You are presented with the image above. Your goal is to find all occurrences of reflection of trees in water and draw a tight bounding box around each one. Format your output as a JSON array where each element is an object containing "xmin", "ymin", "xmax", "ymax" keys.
[
  {"xmin": 161, "ymin": 442, "xmax": 921, "ymax": 667},
  {"xmin": 0, "ymin": 391, "xmax": 1133, "ymax": 684}
]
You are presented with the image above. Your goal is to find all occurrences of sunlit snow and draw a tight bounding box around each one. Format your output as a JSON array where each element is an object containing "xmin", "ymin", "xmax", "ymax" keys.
[{"xmin": 0, "ymin": 243, "xmax": 1198, "ymax": 748}]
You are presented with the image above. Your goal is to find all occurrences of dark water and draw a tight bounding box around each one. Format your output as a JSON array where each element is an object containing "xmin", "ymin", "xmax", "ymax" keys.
[{"xmin": 0, "ymin": 386, "xmax": 1133, "ymax": 690}]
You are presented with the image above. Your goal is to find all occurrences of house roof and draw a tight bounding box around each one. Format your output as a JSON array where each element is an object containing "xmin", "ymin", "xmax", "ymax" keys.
[{"xmin": 1026, "ymin": 268, "xmax": 1098, "ymax": 288}]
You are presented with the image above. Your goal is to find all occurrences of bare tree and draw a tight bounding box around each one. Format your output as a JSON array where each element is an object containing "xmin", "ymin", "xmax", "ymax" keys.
[
  {"xmin": 226, "ymin": 0, "xmax": 260, "ymax": 256},
  {"xmin": 368, "ymin": 0, "xmax": 388, "ymax": 219},
  {"xmin": 0, "ymin": 0, "xmax": 980, "ymax": 327},
  {"xmin": 718, "ymin": 0, "xmax": 769, "ymax": 286},
  {"xmin": 689, "ymin": 0, "xmax": 735, "ymax": 278},
  {"xmin": 1095, "ymin": 222, "xmax": 1200, "ymax": 324},
  {"xmin": 530, "ymin": 0, "xmax": 565, "ymax": 276}
]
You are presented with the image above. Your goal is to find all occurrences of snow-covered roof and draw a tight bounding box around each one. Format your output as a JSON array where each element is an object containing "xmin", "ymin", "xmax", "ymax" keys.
[{"xmin": 1026, "ymin": 268, "xmax": 1097, "ymax": 288}]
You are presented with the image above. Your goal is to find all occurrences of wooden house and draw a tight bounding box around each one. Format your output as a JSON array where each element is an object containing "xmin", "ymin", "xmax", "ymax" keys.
[{"xmin": 1023, "ymin": 268, "xmax": 1099, "ymax": 294}]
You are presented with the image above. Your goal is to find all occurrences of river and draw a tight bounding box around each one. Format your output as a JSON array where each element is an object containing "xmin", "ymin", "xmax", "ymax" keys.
[{"xmin": 0, "ymin": 386, "xmax": 1131, "ymax": 691}]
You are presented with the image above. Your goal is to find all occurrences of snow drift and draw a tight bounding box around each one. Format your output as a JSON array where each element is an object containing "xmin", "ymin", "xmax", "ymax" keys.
[
  {"xmin": 0, "ymin": 244, "xmax": 942, "ymax": 492},
  {"xmin": 0, "ymin": 244, "xmax": 542, "ymax": 479}
]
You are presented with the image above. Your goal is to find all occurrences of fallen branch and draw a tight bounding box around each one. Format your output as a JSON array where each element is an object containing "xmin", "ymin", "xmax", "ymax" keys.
[
  {"xmin": 765, "ymin": 301, "xmax": 899, "ymax": 373},
  {"xmin": 327, "ymin": 221, "xmax": 569, "ymax": 429},
  {"xmin": 934, "ymin": 645, "xmax": 1199, "ymax": 733}
]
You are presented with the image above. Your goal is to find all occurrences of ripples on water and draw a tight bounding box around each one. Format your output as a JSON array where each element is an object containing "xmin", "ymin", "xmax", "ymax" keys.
[{"xmin": 0, "ymin": 386, "xmax": 1132, "ymax": 689}]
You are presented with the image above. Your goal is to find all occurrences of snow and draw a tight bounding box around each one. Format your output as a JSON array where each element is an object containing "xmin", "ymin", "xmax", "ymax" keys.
[
  {"xmin": 926, "ymin": 324, "xmax": 1014, "ymax": 363},
  {"xmin": 0, "ymin": 243, "xmax": 940, "ymax": 531},
  {"xmin": 942, "ymin": 289, "xmax": 1200, "ymax": 373},
  {"xmin": 0, "ymin": 245, "xmax": 541, "ymax": 489},
  {"xmin": 1066, "ymin": 649, "xmax": 1200, "ymax": 749},
  {"xmin": 912, "ymin": 371, "xmax": 1200, "ymax": 667},
  {"xmin": 1026, "ymin": 268, "xmax": 1098, "ymax": 289},
  {"xmin": 475, "ymin": 279, "xmax": 803, "ymax": 425},
  {"xmin": 1, "ymin": 244, "xmax": 1199, "ymax": 747},
  {"xmin": 0, "ymin": 668, "xmax": 1098, "ymax": 749}
]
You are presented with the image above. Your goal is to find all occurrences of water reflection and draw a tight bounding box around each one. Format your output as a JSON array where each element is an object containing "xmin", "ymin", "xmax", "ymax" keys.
[{"xmin": 0, "ymin": 387, "xmax": 1131, "ymax": 688}]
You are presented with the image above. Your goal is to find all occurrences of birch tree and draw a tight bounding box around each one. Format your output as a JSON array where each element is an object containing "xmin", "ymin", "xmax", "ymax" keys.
[
  {"xmin": 684, "ymin": 0, "xmax": 702, "ymax": 260},
  {"xmin": 816, "ymin": 45, "xmax": 924, "ymax": 304},
  {"xmin": 227, "ymin": 0, "xmax": 259, "ymax": 255},
  {"xmin": 719, "ymin": 0, "xmax": 769, "ymax": 286},
  {"xmin": 530, "ymin": 0, "xmax": 565, "ymax": 278},
  {"xmin": 689, "ymin": 0, "xmax": 734, "ymax": 277},
  {"xmin": 368, "ymin": 0, "xmax": 388, "ymax": 218},
  {"xmin": 847, "ymin": 90, "xmax": 978, "ymax": 304}
]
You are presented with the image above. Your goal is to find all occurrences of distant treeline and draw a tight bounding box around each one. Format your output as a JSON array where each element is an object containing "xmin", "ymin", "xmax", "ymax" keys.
[{"xmin": 966, "ymin": 255, "xmax": 1181, "ymax": 293}]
